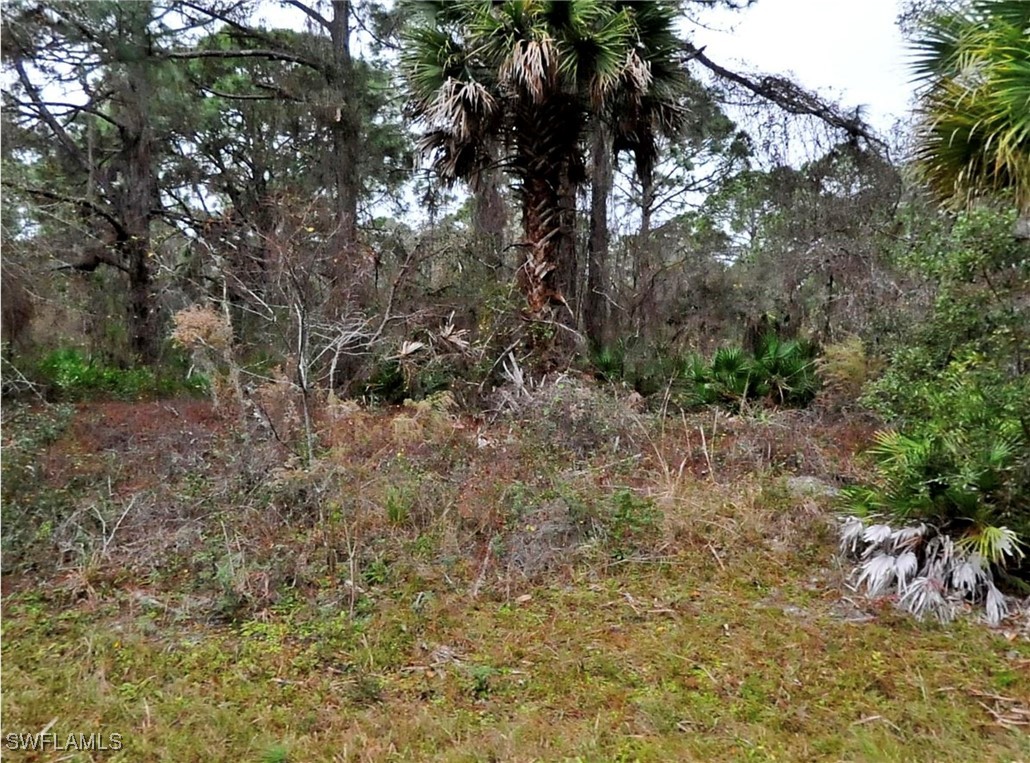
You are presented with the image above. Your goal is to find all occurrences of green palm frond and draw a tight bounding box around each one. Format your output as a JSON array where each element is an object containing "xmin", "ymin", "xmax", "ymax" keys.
[
  {"xmin": 912, "ymin": 0, "xmax": 1030, "ymax": 210},
  {"xmin": 957, "ymin": 524, "xmax": 1025, "ymax": 565}
]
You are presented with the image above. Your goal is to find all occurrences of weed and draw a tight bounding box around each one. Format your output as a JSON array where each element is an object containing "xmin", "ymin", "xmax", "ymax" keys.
[
  {"xmin": 363, "ymin": 558, "xmax": 390, "ymax": 587},
  {"xmin": 385, "ymin": 485, "xmax": 412, "ymax": 525},
  {"xmin": 261, "ymin": 744, "xmax": 290, "ymax": 763},
  {"xmin": 345, "ymin": 673, "xmax": 385, "ymax": 706},
  {"xmin": 469, "ymin": 665, "xmax": 497, "ymax": 699},
  {"xmin": 605, "ymin": 489, "xmax": 662, "ymax": 559}
]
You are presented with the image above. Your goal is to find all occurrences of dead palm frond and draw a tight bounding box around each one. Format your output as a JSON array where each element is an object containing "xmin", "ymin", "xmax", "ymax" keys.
[{"xmin": 841, "ymin": 515, "xmax": 1017, "ymax": 625}]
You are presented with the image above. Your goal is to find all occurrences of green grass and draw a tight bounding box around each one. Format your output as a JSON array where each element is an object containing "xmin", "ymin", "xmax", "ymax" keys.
[
  {"xmin": 2, "ymin": 400, "xmax": 1028, "ymax": 762},
  {"xmin": 4, "ymin": 554, "xmax": 1028, "ymax": 761}
]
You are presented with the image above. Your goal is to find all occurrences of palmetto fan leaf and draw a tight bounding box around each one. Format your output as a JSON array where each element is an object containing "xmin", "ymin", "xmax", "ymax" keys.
[
  {"xmin": 911, "ymin": 0, "xmax": 1030, "ymax": 210},
  {"xmin": 840, "ymin": 515, "xmax": 1013, "ymax": 624}
]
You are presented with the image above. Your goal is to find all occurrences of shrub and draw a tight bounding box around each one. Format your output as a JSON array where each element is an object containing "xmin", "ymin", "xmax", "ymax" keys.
[
  {"xmin": 32, "ymin": 348, "xmax": 207, "ymax": 400},
  {"xmin": 817, "ymin": 336, "xmax": 882, "ymax": 410},
  {"xmin": 589, "ymin": 341, "xmax": 627, "ymax": 384},
  {"xmin": 666, "ymin": 337, "xmax": 819, "ymax": 411},
  {"xmin": 362, "ymin": 347, "xmax": 466, "ymax": 404},
  {"xmin": 840, "ymin": 515, "xmax": 1020, "ymax": 624},
  {"xmin": 749, "ymin": 335, "xmax": 820, "ymax": 406},
  {"xmin": 845, "ymin": 357, "xmax": 1030, "ymax": 549},
  {"xmin": 842, "ymin": 206, "xmax": 1030, "ymax": 584}
]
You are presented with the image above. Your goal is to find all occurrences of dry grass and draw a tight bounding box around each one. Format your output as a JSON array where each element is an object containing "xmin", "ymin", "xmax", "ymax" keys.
[{"xmin": 2, "ymin": 392, "xmax": 1028, "ymax": 761}]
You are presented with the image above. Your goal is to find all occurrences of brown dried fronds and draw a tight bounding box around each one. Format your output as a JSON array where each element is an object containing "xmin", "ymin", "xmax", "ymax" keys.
[{"xmin": 170, "ymin": 305, "xmax": 233, "ymax": 354}]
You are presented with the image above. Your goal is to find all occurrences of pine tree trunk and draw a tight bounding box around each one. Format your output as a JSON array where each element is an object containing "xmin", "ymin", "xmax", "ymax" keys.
[
  {"xmin": 585, "ymin": 124, "xmax": 612, "ymax": 347},
  {"xmin": 472, "ymin": 163, "xmax": 507, "ymax": 269},
  {"xmin": 119, "ymin": 2, "xmax": 159, "ymax": 364},
  {"xmin": 632, "ymin": 168, "xmax": 657, "ymax": 336},
  {"xmin": 329, "ymin": 1, "xmax": 360, "ymax": 285}
]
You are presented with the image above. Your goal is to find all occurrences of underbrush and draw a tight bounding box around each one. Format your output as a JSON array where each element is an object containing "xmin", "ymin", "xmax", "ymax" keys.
[
  {"xmin": 839, "ymin": 208, "xmax": 1030, "ymax": 612},
  {"xmin": 18, "ymin": 347, "xmax": 209, "ymax": 400},
  {"xmin": 593, "ymin": 334, "xmax": 820, "ymax": 412},
  {"xmin": 0, "ymin": 402, "xmax": 77, "ymax": 570},
  {"xmin": 2, "ymin": 385, "xmax": 1027, "ymax": 761}
]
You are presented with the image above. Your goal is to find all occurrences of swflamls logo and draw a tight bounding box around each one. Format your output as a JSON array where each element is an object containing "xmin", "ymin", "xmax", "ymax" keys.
[{"xmin": 4, "ymin": 732, "xmax": 123, "ymax": 751}]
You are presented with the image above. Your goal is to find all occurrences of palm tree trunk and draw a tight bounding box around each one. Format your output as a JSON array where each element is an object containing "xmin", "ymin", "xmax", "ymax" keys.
[{"xmin": 514, "ymin": 103, "xmax": 581, "ymax": 325}]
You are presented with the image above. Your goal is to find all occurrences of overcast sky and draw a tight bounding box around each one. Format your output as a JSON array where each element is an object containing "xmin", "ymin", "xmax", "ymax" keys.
[
  {"xmin": 689, "ymin": 0, "xmax": 916, "ymax": 135},
  {"xmin": 258, "ymin": 0, "xmax": 917, "ymax": 139}
]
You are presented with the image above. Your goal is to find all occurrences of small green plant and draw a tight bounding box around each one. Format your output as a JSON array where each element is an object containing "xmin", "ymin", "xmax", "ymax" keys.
[
  {"xmin": 605, "ymin": 488, "xmax": 661, "ymax": 559},
  {"xmin": 384, "ymin": 486, "xmax": 411, "ymax": 525},
  {"xmin": 590, "ymin": 342, "xmax": 627, "ymax": 383},
  {"xmin": 261, "ymin": 745, "xmax": 289, "ymax": 763},
  {"xmin": 345, "ymin": 673, "xmax": 384, "ymax": 706},
  {"xmin": 31, "ymin": 347, "xmax": 207, "ymax": 400},
  {"xmin": 468, "ymin": 664, "xmax": 497, "ymax": 699},
  {"xmin": 362, "ymin": 558, "xmax": 389, "ymax": 586},
  {"xmin": 665, "ymin": 336, "xmax": 820, "ymax": 411}
]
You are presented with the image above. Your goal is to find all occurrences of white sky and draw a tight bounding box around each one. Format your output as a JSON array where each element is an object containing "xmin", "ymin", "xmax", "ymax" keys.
[{"xmin": 689, "ymin": 0, "xmax": 917, "ymax": 136}]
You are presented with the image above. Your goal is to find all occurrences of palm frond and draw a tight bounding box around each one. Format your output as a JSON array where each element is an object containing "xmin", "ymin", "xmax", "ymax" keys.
[
  {"xmin": 956, "ymin": 524, "xmax": 1025, "ymax": 565},
  {"xmin": 911, "ymin": 0, "xmax": 1030, "ymax": 210},
  {"xmin": 858, "ymin": 553, "xmax": 898, "ymax": 596}
]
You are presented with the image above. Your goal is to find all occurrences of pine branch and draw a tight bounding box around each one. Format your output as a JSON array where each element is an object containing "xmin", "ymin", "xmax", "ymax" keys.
[
  {"xmin": 3, "ymin": 182, "xmax": 128, "ymax": 240},
  {"xmin": 163, "ymin": 48, "xmax": 324, "ymax": 72},
  {"xmin": 281, "ymin": 0, "xmax": 330, "ymax": 30}
]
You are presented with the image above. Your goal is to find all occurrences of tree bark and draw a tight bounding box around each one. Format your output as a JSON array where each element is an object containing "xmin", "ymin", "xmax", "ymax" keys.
[
  {"xmin": 632, "ymin": 166, "xmax": 658, "ymax": 335},
  {"xmin": 117, "ymin": 2, "xmax": 160, "ymax": 364},
  {"xmin": 585, "ymin": 123, "xmax": 612, "ymax": 347},
  {"xmin": 328, "ymin": 0, "xmax": 361, "ymax": 284},
  {"xmin": 472, "ymin": 162, "xmax": 507, "ymax": 269},
  {"xmin": 514, "ymin": 100, "xmax": 582, "ymax": 327}
]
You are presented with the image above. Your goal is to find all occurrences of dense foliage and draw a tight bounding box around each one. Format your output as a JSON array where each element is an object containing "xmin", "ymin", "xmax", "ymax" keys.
[
  {"xmin": 2, "ymin": 1, "xmax": 1029, "ymax": 600},
  {"xmin": 844, "ymin": 206, "xmax": 1030, "ymax": 586}
]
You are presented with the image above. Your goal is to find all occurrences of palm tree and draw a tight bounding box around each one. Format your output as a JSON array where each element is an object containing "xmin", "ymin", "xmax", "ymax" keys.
[
  {"xmin": 402, "ymin": 0, "xmax": 686, "ymax": 324},
  {"xmin": 586, "ymin": 0, "xmax": 690, "ymax": 345},
  {"xmin": 911, "ymin": 0, "xmax": 1030, "ymax": 212}
]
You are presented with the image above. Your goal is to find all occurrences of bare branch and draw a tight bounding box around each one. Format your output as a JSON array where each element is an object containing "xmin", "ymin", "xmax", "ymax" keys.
[
  {"xmin": 3, "ymin": 182, "xmax": 128, "ymax": 239},
  {"xmin": 683, "ymin": 44, "xmax": 886, "ymax": 150},
  {"xmin": 281, "ymin": 0, "xmax": 330, "ymax": 30},
  {"xmin": 12, "ymin": 61, "xmax": 90, "ymax": 171},
  {"xmin": 51, "ymin": 250, "xmax": 131, "ymax": 275},
  {"xmin": 11, "ymin": 95, "xmax": 127, "ymax": 130}
]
